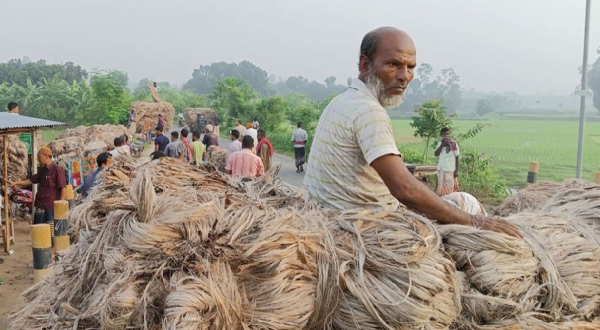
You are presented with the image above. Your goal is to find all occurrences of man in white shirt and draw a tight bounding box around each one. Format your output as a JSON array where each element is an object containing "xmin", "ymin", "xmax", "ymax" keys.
[
  {"xmin": 109, "ymin": 137, "xmax": 131, "ymax": 157},
  {"xmin": 291, "ymin": 122, "xmax": 308, "ymax": 173},
  {"xmin": 228, "ymin": 129, "xmax": 243, "ymax": 158},
  {"xmin": 434, "ymin": 127, "xmax": 460, "ymax": 196},
  {"xmin": 244, "ymin": 127, "xmax": 258, "ymax": 154},
  {"xmin": 303, "ymin": 26, "xmax": 520, "ymax": 238}
]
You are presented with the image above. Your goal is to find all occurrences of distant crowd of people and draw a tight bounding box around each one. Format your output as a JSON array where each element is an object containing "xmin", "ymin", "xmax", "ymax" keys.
[{"xmin": 145, "ymin": 115, "xmax": 309, "ymax": 179}]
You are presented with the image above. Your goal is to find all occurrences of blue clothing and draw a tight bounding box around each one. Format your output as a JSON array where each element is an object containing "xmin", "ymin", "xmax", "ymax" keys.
[
  {"xmin": 33, "ymin": 210, "xmax": 54, "ymax": 225},
  {"xmin": 81, "ymin": 169, "xmax": 100, "ymax": 197},
  {"xmin": 155, "ymin": 134, "xmax": 170, "ymax": 152}
]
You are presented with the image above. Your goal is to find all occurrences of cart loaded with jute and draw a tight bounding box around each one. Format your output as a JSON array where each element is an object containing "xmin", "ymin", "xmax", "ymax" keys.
[{"xmin": 9, "ymin": 155, "xmax": 600, "ymax": 330}]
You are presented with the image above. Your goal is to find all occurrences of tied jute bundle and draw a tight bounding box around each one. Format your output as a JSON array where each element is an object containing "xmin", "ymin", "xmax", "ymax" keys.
[
  {"xmin": 131, "ymin": 101, "xmax": 175, "ymax": 133},
  {"xmin": 0, "ymin": 134, "xmax": 29, "ymax": 184},
  {"xmin": 206, "ymin": 145, "xmax": 227, "ymax": 172},
  {"xmin": 10, "ymin": 156, "xmax": 460, "ymax": 330},
  {"xmin": 442, "ymin": 212, "xmax": 600, "ymax": 329}
]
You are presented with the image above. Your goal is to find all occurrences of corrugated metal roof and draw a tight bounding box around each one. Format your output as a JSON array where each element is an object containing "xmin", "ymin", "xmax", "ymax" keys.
[{"xmin": 0, "ymin": 113, "xmax": 66, "ymax": 131}]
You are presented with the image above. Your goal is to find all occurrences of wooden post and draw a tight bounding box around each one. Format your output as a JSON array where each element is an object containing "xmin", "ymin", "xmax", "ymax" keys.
[
  {"xmin": 3, "ymin": 135, "xmax": 10, "ymax": 254},
  {"xmin": 527, "ymin": 161, "xmax": 540, "ymax": 184},
  {"xmin": 53, "ymin": 200, "xmax": 70, "ymax": 253},
  {"xmin": 31, "ymin": 224, "xmax": 53, "ymax": 283},
  {"xmin": 30, "ymin": 129, "xmax": 38, "ymax": 224},
  {"xmin": 594, "ymin": 172, "xmax": 600, "ymax": 185}
]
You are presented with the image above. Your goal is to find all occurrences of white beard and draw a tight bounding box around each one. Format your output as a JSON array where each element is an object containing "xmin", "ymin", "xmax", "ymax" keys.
[{"xmin": 366, "ymin": 69, "xmax": 404, "ymax": 108}]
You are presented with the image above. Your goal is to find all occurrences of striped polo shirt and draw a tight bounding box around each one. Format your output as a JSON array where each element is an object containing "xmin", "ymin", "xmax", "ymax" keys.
[{"xmin": 303, "ymin": 78, "xmax": 401, "ymax": 211}]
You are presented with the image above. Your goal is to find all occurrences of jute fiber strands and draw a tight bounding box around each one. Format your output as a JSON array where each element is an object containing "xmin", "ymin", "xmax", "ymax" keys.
[
  {"xmin": 207, "ymin": 145, "xmax": 227, "ymax": 172},
  {"xmin": 442, "ymin": 212, "xmax": 600, "ymax": 329},
  {"xmin": 496, "ymin": 181, "xmax": 562, "ymax": 216},
  {"xmin": 183, "ymin": 108, "xmax": 218, "ymax": 130},
  {"xmin": 0, "ymin": 134, "xmax": 29, "ymax": 183},
  {"xmin": 131, "ymin": 101, "xmax": 175, "ymax": 133},
  {"xmin": 330, "ymin": 210, "xmax": 461, "ymax": 330}
]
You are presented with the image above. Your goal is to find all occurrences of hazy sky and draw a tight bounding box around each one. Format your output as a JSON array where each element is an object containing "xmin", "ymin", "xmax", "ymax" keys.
[{"xmin": 1, "ymin": 0, "xmax": 599, "ymax": 94}]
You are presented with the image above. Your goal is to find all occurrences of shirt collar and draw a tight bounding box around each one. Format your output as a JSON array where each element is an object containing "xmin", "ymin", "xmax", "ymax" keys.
[{"xmin": 349, "ymin": 78, "xmax": 379, "ymax": 103}]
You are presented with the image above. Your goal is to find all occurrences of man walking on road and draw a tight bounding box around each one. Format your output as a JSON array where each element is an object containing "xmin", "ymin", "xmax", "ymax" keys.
[
  {"xmin": 228, "ymin": 129, "xmax": 242, "ymax": 158},
  {"xmin": 303, "ymin": 26, "xmax": 520, "ymax": 238},
  {"xmin": 144, "ymin": 116, "xmax": 153, "ymax": 143},
  {"xmin": 191, "ymin": 130, "xmax": 206, "ymax": 165},
  {"xmin": 235, "ymin": 120, "xmax": 246, "ymax": 141},
  {"xmin": 154, "ymin": 126, "xmax": 170, "ymax": 152},
  {"xmin": 9, "ymin": 147, "xmax": 66, "ymax": 224},
  {"xmin": 252, "ymin": 117, "xmax": 260, "ymax": 131},
  {"xmin": 225, "ymin": 136, "xmax": 264, "ymax": 178},
  {"xmin": 180, "ymin": 128, "xmax": 193, "ymax": 163},
  {"xmin": 213, "ymin": 115, "xmax": 220, "ymax": 137},
  {"xmin": 165, "ymin": 131, "xmax": 185, "ymax": 160},
  {"xmin": 434, "ymin": 127, "xmax": 460, "ymax": 196},
  {"xmin": 256, "ymin": 129, "xmax": 273, "ymax": 172},
  {"xmin": 291, "ymin": 122, "xmax": 308, "ymax": 173}
]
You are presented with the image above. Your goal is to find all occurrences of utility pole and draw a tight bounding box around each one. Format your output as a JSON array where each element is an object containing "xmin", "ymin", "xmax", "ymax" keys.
[{"xmin": 576, "ymin": 0, "xmax": 592, "ymax": 179}]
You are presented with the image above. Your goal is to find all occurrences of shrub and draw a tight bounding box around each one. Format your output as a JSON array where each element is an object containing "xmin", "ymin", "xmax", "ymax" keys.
[{"xmin": 459, "ymin": 149, "xmax": 507, "ymax": 199}]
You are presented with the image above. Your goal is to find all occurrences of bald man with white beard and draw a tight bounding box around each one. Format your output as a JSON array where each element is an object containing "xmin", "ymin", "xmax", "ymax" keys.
[{"xmin": 304, "ymin": 27, "xmax": 521, "ymax": 238}]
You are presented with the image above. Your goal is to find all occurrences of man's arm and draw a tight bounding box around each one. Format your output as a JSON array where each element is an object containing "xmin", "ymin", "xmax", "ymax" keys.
[
  {"xmin": 155, "ymin": 143, "xmax": 159, "ymax": 152},
  {"xmin": 60, "ymin": 187, "xmax": 66, "ymax": 200},
  {"xmin": 371, "ymin": 154, "xmax": 521, "ymax": 237},
  {"xmin": 8, "ymin": 179, "xmax": 33, "ymax": 187},
  {"xmin": 454, "ymin": 155, "xmax": 460, "ymax": 177},
  {"xmin": 434, "ymin": 142, "xmax": 444, "ymax": 157}
]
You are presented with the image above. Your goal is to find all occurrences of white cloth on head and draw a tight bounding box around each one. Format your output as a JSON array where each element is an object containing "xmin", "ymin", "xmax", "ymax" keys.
[
  {"xmin": 303, "ymin": 78, "xmax": 401, "ymax": 211},
  {"xmin": 442, "ymin": 192, "xmax": 487, "ymax": 216}
]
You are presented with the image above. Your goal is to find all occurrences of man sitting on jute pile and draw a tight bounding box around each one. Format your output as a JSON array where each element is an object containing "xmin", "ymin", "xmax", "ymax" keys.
[{"xmin": 304, "ymin": 27, "xmax": 520, "ymax": 238}]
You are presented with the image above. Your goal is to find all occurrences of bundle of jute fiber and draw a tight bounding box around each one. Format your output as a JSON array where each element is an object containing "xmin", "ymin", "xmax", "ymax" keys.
[
  {"xmin": 495, "ymin": 181, "xmax": 561, "ymax": 216},
  {"xmin": 0, "ymin": 134, "xmax": 29, "ymax": 183},
  {"xmin": 441, "ymin": 212, "xmax": 600, "ymax": 329},
  {"xmin": 131, "ymin": 101, "xmax": 174, "ymax": 133},
  {"xmin": 207, "ymin": 145, "xmax": 227, "ymax": 172},
  {"xmin": 49, "ymin": 124, "xmax": 129, "ymax": 156},
  {"xmin": 329, "ymin": 209, "xmax": 461, "ymax": 330},
  {"xmin": 184, "ymin": 107, "xmax": 218, "ymax": 131}
]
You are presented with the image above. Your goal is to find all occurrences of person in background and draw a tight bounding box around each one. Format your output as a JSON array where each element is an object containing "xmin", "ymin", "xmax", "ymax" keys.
[
  {"xmin": 213, "ymin": 115, "xmax": 220, "ymax": 137},
  {"xmin": 256, "ymin": 129, "xmax": 273, "ymax": 172},
  {"xmin": 127, "ymin": 109, "xmax": 135, "ymax": 126},
  {"xmin": 157, "ymin": 114, "xmax": 165, "ymax": 130},
  {"xmin": 434, "ymin": 127, "xmax": 460, "ymax": 196},
  {"xmin": 153, "ymin": 81, "xmax": 161, "ymax": 94},
  {"xmin": 144, "ymin": 116, "xmax": 153, "ymax": 143},
  {"xmin": 227, "ymin": 129, "xmax": 242, "ymax": 158},
  {"xmin": 7, "ymin": 102, "xmax": 19, "ymax": 114},
  {"xmin": 291, "ymin": 121, "xmax": 308, "ymax": 173},
  {"xmin": 191, "ymin": 130, "xmax": 206, "ymax": 165},
  {"xmin": 122, "ymin": 134, "xmax": 132, "ymax": 153},
  {"xmin": 164, "ymin": 131, "xmax": 185, "ymax": 160},
  {"xmin": 150, "ymin": 150, "xmax": 166, "ymax": 160},
  {"xmin": 81, "ymin": 152, "xmax": 112, "ymax": 197},
  {"xmin": 235, "ymin": 120, "xmax": 246, "ymax": 141},
  {"xmin": 109, "ymin": 137, "xmax": 130, "ymax": 157},
  {"xmin": 202, "ymin": 124, "xmax": 219, "ymax": 148},
  {"xmin": 244, "ymin": 125, "xmax": 258, "ymax": 154},
  {"xmin": 154, "ymin": 126, "xmax": 170, "ymax": 152},
  {"xmin": 252, "ymin": 117, "xmax": 260, "ymax": 130},
  {"xmin": 225, "ymin": 136, "xmax": 264, "ymax": 178},
  {"xmin": 8, "ymin": 147, "xmax": 66, "ymax": 224},
  {"xmin": 180, "ymin": 128, "xmax": 193, "ymax": 163}
]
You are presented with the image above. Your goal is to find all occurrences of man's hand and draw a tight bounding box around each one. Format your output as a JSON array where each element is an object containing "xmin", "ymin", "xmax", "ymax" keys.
[
  {"xmin": 453, "ymin": 170, "xmax": 459, "ymax": 178},
  {"xmin": 442, "ymin": 138, "xmax": 449, "ymax": 146},
  {"xmin": 472, "ymin": 215, "xmax": 523, "ymax": 238}
]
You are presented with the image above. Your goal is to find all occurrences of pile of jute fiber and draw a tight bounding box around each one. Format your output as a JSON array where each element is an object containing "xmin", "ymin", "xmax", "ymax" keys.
[
  {"xmin": 0, "ymin": 134, "xmax": 29, "ymax": 184},
  {"xmin": 9, "ymin": 157, "xmax": 462, "ymax": 330},
  {"xmin": 131, "ymin": 101, "xmax": 175, "ymax": 133},
  {"xmin": 9, "ymin": 154, "xmax": 600, "ymax": 330}
]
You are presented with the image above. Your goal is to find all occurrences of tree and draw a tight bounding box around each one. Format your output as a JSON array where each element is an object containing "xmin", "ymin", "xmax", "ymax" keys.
[
  {"xmin": 325, "ymin": 76, "xmax": 336, "ymax": 88},
  {"xmin": 589, "ymin": 47, "xmax": 600, "ymax": 113},
  {"xmin": 252, "ymin": 96, "xmax": 290, "ymax": 132},
  {"xmin": 209, "ymin": 77, "xmax": 257, "ymax": 125},
  {"xmin": 410, "ymin": 100, "xmax": 457, "ymax": 162},
  {"xmin": 475, "ymin": 98, "xmax": 494, "ymax": 116},
  {"xmin": 89, "ymin": 71, "xmax": 131, "ymax": 125},
  {"xmin": 184, "ymin": 61, "xmax": 272, "ymax": 96},
  {"xmin": 0, "ymin": 59, "xmax": 87, "ymax": 87}
]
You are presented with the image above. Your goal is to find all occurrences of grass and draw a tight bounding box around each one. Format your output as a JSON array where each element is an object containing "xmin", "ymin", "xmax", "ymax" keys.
[
  {"xmin": 41, "ymin": 128, "xmax": 64, "ymax": 143},
  {"xmin": 392, "ymin": 119, "xmax": 600, "ymax": 187}
]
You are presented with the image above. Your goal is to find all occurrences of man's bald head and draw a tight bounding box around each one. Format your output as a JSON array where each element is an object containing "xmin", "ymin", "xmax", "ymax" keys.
[
  {"xmin": 360, "ymin": 27, "xmax": 415, "ymax": 62},
  {"xmin": 358, "ymin": 27, "xmax": 417, "ymax": 108}
]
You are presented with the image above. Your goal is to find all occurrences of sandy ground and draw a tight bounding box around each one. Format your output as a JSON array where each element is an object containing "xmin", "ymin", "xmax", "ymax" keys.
[{"xmin": 0, "ymin": 219, "xmax": 34, "ymax": 330}]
